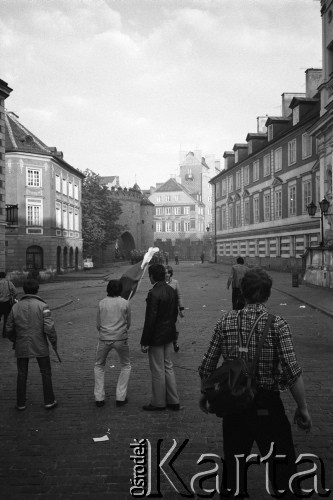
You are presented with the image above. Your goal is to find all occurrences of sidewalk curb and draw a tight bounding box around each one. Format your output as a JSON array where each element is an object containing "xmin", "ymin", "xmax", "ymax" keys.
[{"xmin": 273, "ymin": 287, "xmax": 333, "ymax": 319}]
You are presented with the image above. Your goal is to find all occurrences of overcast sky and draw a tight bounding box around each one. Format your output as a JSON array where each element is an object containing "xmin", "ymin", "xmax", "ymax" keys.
[{"xmin": 1, "ymin": 0, "xmax": 322, "ymax": 189}]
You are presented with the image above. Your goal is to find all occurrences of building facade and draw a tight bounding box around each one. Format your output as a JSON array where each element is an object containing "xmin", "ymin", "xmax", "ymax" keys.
[
  {"xmin": 5, "ymin": 111, "xmax": 85, "ymax": 273},
  {"xmin": 211, "ymin": 70, "xmax": 322, "ymax": 271},
  {"xmin": 148, "ymin": 177, "xmax": 207, "ymax": 260},
  {"xmin": 0, "ymin": 80, "xmax": 12, "ymax": 271}
]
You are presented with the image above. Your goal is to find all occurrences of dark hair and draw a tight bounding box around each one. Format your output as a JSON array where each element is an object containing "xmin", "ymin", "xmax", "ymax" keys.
[
  {"xmin": 165, "ymin": 265, "xmax": 173, "ymax": 277},
  {"xmin": 23, "ymin": 279, "xmax": 39, "ymax": 295},
  {"xmin": 107, "ymin": 279, "xmax": 122, "ymax": 297},
  {"xmin": 148, "ymin": 264, "xmax": 166, "ymax": 282},
  {"xmin": 236, "ymin": 256, "xmax": 244, "ymax": 264},
  {"xmin": 241, "ymin": 268, "xmax": 272, "ymax": 304},
  {"xmin": 0, "ymin": 272, "xmax": 6, "ymax": 279}
]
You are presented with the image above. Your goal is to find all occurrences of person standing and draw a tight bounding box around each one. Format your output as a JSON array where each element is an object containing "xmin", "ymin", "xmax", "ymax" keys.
[
  {"xmin": 94, "ymin": 279, "xmax": 131, "ymax": 408},
  {"xmin": 165, "ymin": 265, "xmax": 185, "ymax": 352},
  {"xmin": 200, "ymin": 251, "xmax": 205, "ymax": 264},
  {"xmin": 227, "ymin": 256, "xmax": 248, "ymax": 310},
  {"xmin": 6, "ymin": 279, "xmax": 58, "ymax": 411},
  {"xmin": 198, "ymin": 268, "xmax": 312, "ymax": 498},
  {"xmin": 174, "ymin": 251, "xmax": 179, "ymax": 265},
  {"xmin": 0, "ymin": 271, "xmax": 17, "ymax": 337},
  {"xmin": 141, "ymin": 264, "xmax": 181, "ymax": 411}
]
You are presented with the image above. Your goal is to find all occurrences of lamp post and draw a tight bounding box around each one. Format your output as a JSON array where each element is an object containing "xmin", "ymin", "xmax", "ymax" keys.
[{"xmin": 306, "ymin": 198, "xmax": 331, "ymax": 247}]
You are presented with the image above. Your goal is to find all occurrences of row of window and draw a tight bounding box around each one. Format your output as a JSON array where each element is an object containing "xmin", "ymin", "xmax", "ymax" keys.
[
  {"xmin": 156, "ymin": 206, "xmax": 191, "ymax": 215},
  {"xmin": 55, "ymin": 202, "xmax": 80, "ymax": 231},
  {"xmin": 27, "ymin": 168, "xmax": 80, "ymax": 200},
  {"xmin": 217, "ymin": 133, "xmax": 313, "ymax": 197},
  {"xmin": 216, "ymin": 178, "xmax": 317, "ymax": 229},
  {"xmin": 55, "ymin": 174, "xmax": 79, "ymax": 199},
  {"xmin": 156, "ymin": 195, "xmax": 181, "ymax": 202},
  {"xmin": 26, "ymin": 198, "xmax": 80, "ymax": 231},
  {"xmin": 156, "ymin": 220, "xmax": 205, "ymax": 232}
]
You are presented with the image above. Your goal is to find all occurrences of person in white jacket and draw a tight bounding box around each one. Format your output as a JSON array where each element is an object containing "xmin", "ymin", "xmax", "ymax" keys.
[{"xmin": 94, "ymin": 279, "xmax": 131, "ymax": 408}]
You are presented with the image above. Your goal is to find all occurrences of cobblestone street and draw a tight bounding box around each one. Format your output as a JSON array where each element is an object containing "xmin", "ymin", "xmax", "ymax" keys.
[{"xmin": 0, "ymin": 262, "xmax": 332, "ymax": 499}]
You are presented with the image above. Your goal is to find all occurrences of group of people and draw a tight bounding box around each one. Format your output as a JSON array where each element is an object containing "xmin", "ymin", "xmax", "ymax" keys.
[
  {"xmin": 3, "ymin": 258, "xmax": 312, "ymax": 497},
  {"xmin": 94, "ymin": 263, "xmax": 185, "ymax": 410}
]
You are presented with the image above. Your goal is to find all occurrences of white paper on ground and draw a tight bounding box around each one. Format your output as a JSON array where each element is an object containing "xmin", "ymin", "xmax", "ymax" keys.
[{"xmin": 93, "ymin": 435, "xmax": 109, "ymax": 442}]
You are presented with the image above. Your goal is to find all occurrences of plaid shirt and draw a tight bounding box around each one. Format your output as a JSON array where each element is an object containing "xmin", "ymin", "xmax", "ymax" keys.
[{"xmin": 198, "ymin": 303, "xmax": 302, "ymax": 391}]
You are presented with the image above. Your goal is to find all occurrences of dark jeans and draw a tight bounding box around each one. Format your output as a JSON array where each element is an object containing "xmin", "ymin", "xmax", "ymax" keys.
[
  {"xmin": 221, "ymin": 390, "xmax": 298, "ymax": 498},
  {"xmin": 231, "ymin": 288, "xmax": 245, "ymax": 310},
  {"xmin": 17, "ymin": 356, "xmax": 55, "ymax": 406},
  {"xmin": 0, "ymin": 301, "xmax": 12, "ymax": 336}
]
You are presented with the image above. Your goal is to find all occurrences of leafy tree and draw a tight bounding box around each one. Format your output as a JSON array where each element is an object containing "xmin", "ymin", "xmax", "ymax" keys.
[{"xmin": 81, "ymin": 169, "xmax": 123, "ymax": 257}]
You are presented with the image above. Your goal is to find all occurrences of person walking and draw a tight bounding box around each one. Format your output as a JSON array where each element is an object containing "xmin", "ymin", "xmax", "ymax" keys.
[
  {"xmin": 141, "ymin": 264, "xmax": 181, "ymax": 411},
  {"xmin": 165, "ymin": 265, "xmax": 185, "ymax": 352},
  {"xmin": 94, "ymin": 279, "xmax": 131, "ymax": 408},
  {"xmin": 200, "ymin": 251, "xmax": 205, "ymax": 264},
  {"xmin": 0, "ymin": 271, "xmax": 18, "ymax": 337},
  {"xmin": 227, "ymin": 256, "xmax": 248, "ymax": 310},
  {"xmin": 6, "ymin": 279, "xmax": 58, "ymax": 411},
  {"xmin": 174, "ymin": 251, "xmax": 179, "ymax": 265},
  {"xmin": 198, "ymin": 268, "xmax": 312, "ymax": 498}
]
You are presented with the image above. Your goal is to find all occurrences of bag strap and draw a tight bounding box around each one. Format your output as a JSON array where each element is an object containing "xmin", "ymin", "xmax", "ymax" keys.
[
  {"xmin": 237, "ymin": 312, "xmax": 265, "ymax": 360},
  {"xmin": 250, "ymin": 314, "xmax": 274, "ymax": 374}
]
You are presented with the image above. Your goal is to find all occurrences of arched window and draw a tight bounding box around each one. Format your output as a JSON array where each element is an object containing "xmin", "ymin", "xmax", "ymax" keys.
[{"xmin": 26, "ymin": 246, "xmax": 43, "ymax": 270}]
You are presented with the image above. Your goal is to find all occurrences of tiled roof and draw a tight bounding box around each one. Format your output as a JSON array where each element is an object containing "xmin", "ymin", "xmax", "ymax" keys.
[
  {"xmin": 154, "ymin": 177, "xmax": 203, "ymax": 205},
  {"xmin": 5, "ymin": 112, "xmax": 51, "ymax": 155},
  {"xmin": 4, "ymin": 111, "xmax": 84, "ymax": 177},
  {"xmin": 155, "ymin": 178, "xmax": 183, "ymax": 192}
]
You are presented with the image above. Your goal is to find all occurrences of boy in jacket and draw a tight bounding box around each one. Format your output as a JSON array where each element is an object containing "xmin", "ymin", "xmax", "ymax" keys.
[{"xmin": 6, "ymin": 279, "xmax": 58, "ymax": 411}]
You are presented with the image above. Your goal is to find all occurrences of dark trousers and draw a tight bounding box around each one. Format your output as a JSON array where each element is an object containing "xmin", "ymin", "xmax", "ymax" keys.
[
  {"xmin": 231, "ymin": 288, "xmax": 245, "ymax": 310},
  {"xmin": 0, "ymin": 301, "xmax": 12, "ymax": 336},
  {"xmin": 221, "ymin": 391, "xmax": 297, "ymax": 498},
  {"xmin": 17, "ymin": 356, "xmax": 55, "ymax": 406}
]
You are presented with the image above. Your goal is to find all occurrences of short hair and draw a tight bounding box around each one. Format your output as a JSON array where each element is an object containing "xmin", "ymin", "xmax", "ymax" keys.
[
  {"xmin": 148, "ymin": 264, "xmax": 166, "ymax": 282},
  {"xmin": 236, "ymin": 257, "xmax": 244, "ymax": 264},
  {"xmin": 23, "ymin": 279, "xmax": 39, "ymax": 295},
  {"xmin": 107, "ymin": 279, "xmax": 122, "ymax": 297},
  {"xmin": 241, "ymin": 268, "xmax": 272, "ymax": 304},
  {"xmin": 165, "ymin": 265, "xmax": 173, "ymax": 277},
  {"xmin": 0, "ymin": 272, "xmax": 6, "ymax": 279}
]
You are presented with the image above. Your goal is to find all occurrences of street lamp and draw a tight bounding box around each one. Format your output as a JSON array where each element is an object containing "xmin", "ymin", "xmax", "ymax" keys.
[{"xmin": 306, "ymin": 198, "xmax": 331, "ymax": 247}]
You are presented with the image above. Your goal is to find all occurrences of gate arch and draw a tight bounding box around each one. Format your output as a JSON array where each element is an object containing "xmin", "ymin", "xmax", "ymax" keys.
[{"xmin": 118, "ymin": 231, "xmax": 135, "ymax": 259}]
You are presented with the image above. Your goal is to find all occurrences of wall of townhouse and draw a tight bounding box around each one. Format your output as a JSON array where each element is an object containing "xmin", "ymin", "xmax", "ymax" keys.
[{"xmin": 5, "ymin": 234, "xmax": 82, "ymax": 272}]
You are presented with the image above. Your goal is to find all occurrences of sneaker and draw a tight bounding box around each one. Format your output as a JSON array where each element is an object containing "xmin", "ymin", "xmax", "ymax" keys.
[
  {"xmin": 44, "ymin": 400, "xmax": 58, "ymax": 410},
  {"xmin": 173, "ymin": 342, "xmax": 180, "ymax": 352},
  {"xmin": 116, "ymin": 398, "xmax": 128, "ymax": 407},
  {"xmin": 16, "ymin": 405, "xmax": 26, "ymax": 411},
  {"xmin": 95, "ymin": 400, "xmax": 105, "ymax": 408}
]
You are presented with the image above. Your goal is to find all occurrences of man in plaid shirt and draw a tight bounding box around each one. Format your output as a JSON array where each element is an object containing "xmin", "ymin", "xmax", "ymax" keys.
[{"xmin": 198, "ymin": 268, "xmax": 312, "ymax": 498}]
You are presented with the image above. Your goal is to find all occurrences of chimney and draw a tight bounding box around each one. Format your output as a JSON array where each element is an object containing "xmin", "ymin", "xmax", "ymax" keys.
[
  {"xmin": 305, "ymin": 68, "xmax": 323, "ymax": 98},
  {"xmin": 257, "ymin": 116, "xmax": 268, "ymax": 133}
]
